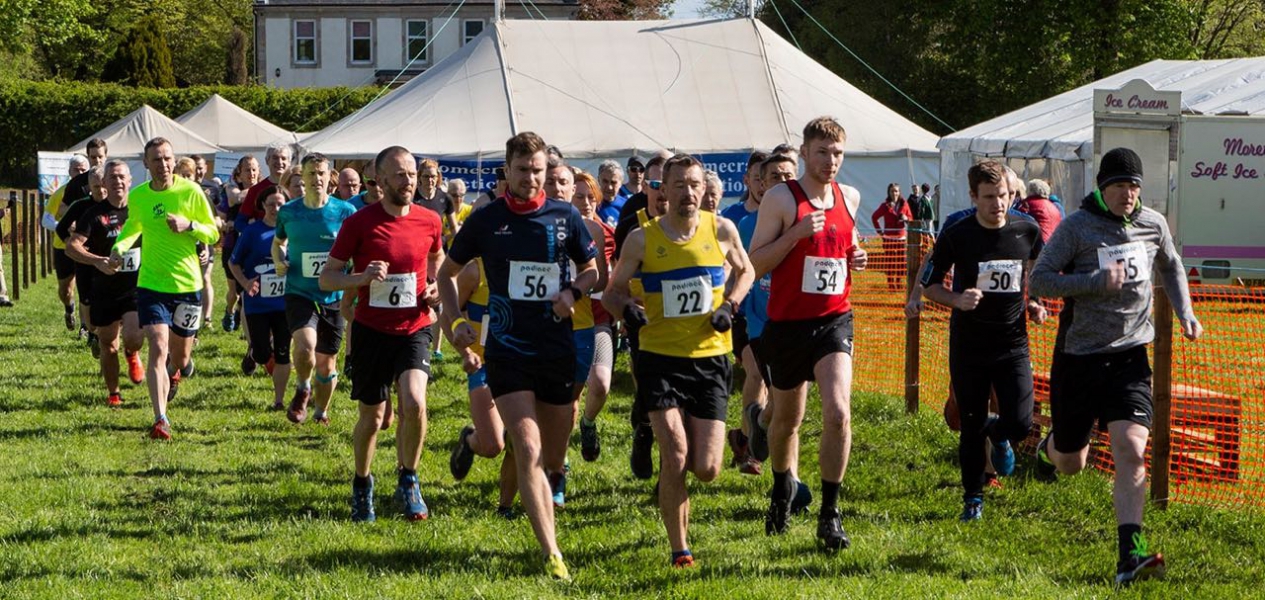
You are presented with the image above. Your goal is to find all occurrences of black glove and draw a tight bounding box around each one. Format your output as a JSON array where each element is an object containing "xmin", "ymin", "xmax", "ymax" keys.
[
  {"xmin": 710, "ymin": 301, "xmax": 733, "ymax": 333},
  {"xmin": 623, "ymin": 303, "xmax": 649, "ymax": 329}
]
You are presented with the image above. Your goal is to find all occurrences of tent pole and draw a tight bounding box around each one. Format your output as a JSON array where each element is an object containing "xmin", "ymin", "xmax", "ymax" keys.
[
  {"xmin": 749, "ymin": 1, "xmax": 756, "ymax": 18},
  {"xmin": 495, "ymin": 0, "xmax": 504, "ymax": 22}
]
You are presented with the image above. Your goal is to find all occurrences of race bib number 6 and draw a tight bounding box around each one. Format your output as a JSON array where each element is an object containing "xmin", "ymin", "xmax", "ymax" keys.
[
  {"xmin": 301, "ymin": 252, "xmax": 330, "ymax": 278},
  {"xmin": 508, "ymin": 261, "xmax": 560, "ymax": 301},
  {"xmin": 118, "ymin": 247, "xmax": 141, "ymax": 273},
  {"xmin": 802, "ymin": 256, "xmax": 847, "ymax": 295},
  {"xmin": 663, "ymin": 277, "xmax": 710, "ymax": 318},
  {"xmin": 369, "ymin": 273, "xmax": 418, "ymax": 308},
  {"xmin": 1097, "ymin": 241, "xmax": 1150, "ymax": 283},
  {"xmin": 976, "ymin": 259, "xmax": 1022, "ymax": 293}
]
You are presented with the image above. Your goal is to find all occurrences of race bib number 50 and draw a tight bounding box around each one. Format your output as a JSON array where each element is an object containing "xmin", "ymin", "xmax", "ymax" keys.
[
  {"xmin": 1097, "ymin": 241, "xmax": 1150, "ymax": 283},
  {"xmin": 802, "ymin": 256, "xmax": 847, "ymax": 295},
  {"xmin": 663, "ymin": 277, "xmax": 710, "ymax": 318},
  {"xmin": 508, "ymin": 261, "xmax": 560, "ymax": 301},
  {"xmin": 976, "ymin": 259, "xmax": 1022, "ymax": 293},
  {"xmin": 369, "ymin": 273, "xmax": 418, "ymax": 308}
]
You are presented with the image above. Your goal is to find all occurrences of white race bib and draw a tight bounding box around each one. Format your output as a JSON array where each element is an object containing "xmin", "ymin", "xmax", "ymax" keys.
[
  {"xmin": 174, "ymin": 303, "xmax": 202, "ymax": 331},
  {"xmin": 1097, "ymin": 242, "xmax": 1150, "ymax": 283},
  {"xmin": 301, "ymin": 251, "xmax": 330, "ymax": 278},
  {"xmin": 118, "ymin": 247, "xmax": 141, "ymax": 273},
  {"xmin": 508, "ymin": 261, "xmax": 560, "ymax": 301},
  {"xmin": 260, "ymin": 273, "xmax": 286, "ymax": 298},
  {"xmin": 369, "ymin": 273, "xmax": 418, "ymax": 308},
  {"xmin": 801, "ymin": 256, "xmax": 847, "ymax": 295},
  {"xmin": 663, "ymin": 277, "xmax": 710, "ymax": 318},
  {"xmin": 976, "ymin": 259, "xmax": 1023, "ymax": 293},
  {"xmin": 480, "ymin": 313, "xmax": 490, "ymax": 346}
]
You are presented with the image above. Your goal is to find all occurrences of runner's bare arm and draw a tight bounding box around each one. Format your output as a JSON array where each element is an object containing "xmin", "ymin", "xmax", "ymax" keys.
[
  {"xmin": 65, "ymin": 232, "xmax": 112, "ymax": 274},
  {"xmin": 717, "ymin": 216, "xmax": 754, "ymax": 307},
  {"xmin": 318, "ymin": 256, "xmax": 385, "ymax": 292},
  {"xmin": 748, "ymin": 184, "xmax": 817, "ymax": 278},
  {"xmin": 436, "ymin": 255, "xmax": 475, "ymax": 348},
  {"xmin": 270, "ymin": 236, "xmax": 289, "ymax": 277}
]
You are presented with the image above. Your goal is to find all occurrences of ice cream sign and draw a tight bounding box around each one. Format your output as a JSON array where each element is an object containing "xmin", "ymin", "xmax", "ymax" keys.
[{"xmin": 1094, "ymin": 79, "xmax": 1181, "ymax": 116}]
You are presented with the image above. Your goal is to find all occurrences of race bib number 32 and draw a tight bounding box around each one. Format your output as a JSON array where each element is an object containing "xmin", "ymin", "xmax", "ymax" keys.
[
  {"xmin": 663, "ymin": 277, "xmax": 710, "ymax": 318},
  {"xmin": 369, "ymin": 273, "xmax": 418, "ymax": 308},
  {"xmin": 976, "ymin": 259, "xmax": 1022, "ymax": 293},
  {"xmin": 508, "ymin": 261, "xmax": 560, "ymax": 301},
  {"xmin": 174, "ymin": 303, "xmax": 202, "ymax": 331},
  {"xmin": 1097, "ymin": 242, "xmax": 1150, "ymax": 283},
  {"xmin": 802, "ymin": 256, "xmax": 847, "ymax": 295},
  {"xmin": 301, "ymin": 252, "xmax": 330, "ymax": 279},
  {"xmin": 118, "ymin": 247, "xmax": 141, "ymax": 273}
]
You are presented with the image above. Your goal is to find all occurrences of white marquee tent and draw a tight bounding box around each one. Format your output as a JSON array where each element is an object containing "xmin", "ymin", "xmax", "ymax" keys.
[
  {"xmin": 937, "ymin": 57, "xmax": 1265, "ymax": 215},
  {"xmin": 68, "ymin": 105, "xmax": 224, "ymax": 158},
  {"xmin": 175, "ymin": 94, "xmax": 300, "ymax": 153},
  {"xmin": 301, "ymin": 17, "xmax": 940, "ymax": 206}
]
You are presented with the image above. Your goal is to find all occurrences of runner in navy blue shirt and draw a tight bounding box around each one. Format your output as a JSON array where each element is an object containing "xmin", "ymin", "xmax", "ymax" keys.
[
  {"xmin": 228, "ymin": 186, "xmax": 293, "ymax": 411},
  {"xmin": 437, "ymin": 132, "xmax": 597, "ymax": 581}
]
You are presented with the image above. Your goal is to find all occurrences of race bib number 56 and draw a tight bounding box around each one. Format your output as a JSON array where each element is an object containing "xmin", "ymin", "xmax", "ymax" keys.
[
  {"xmin": 1097, "ymin": 241, "xmax": 1150, "ymax": 283},
  {"xmin": 369, "ymin": 273, "xmax": 418, "ymax": 308},
  {"xmin": 802, "ymin": 256, "xmax": 847, "ymax": 295},
  {"xmin": 976, "ymin": 259, "xmax": 1022, "ymax": 293},
  {"xmin": 508, "ymin": 261, "xmax": 560, "ymax": 301}
]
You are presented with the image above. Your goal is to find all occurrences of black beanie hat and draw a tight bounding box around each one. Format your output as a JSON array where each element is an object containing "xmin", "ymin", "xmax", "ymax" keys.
[{"xmin": 1097, "ymin": 147, "xmax": 1144, "ymax": 189}]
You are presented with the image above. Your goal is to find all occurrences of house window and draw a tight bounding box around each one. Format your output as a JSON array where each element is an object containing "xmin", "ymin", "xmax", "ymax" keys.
[
  {"xmin": 350, "ymin": 20, "xmax": 373, "ymax": 64},
  {"xmin": 294, "ymin": 20, "xmax": 317, "ymax": 65},
  {"xmin": 463, "ymin": 20, "xmax": 485, "ymax": 45},
  {"xmin": 406, "ymin": 20, "xmax": 428, "ymax": 63}
]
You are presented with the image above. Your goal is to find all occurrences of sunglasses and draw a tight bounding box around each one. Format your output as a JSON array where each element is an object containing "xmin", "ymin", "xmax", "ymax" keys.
[
  {"xmin": 364, "ymin": 178, "xmax": 378, "ymax": 187},
  {"xmin": 647, "ymin": 180, "xmax": 662, "ymax": 190},
  {"xmin": 628, "ymin": 167, "xmax": 645, "ymax": 174}
]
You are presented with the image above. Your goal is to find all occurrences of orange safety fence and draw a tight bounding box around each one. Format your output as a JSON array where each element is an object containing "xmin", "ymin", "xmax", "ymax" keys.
[{"xmin": 850, "ymin": 233, "xmax": 1265, "ymax": 511}]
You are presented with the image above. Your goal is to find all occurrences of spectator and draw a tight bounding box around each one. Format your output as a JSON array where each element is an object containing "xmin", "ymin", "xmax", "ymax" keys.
[
  {"xmin": 912, "ymin": 182, "xmax": 935, "ymax": 233},
  {"xmin": 1017, "ymin": 179, "xmax": 1063, "ymax": 243},
  {"xmin": 870, "ymin": 183, "xmax": 912, "ymax": 290}
]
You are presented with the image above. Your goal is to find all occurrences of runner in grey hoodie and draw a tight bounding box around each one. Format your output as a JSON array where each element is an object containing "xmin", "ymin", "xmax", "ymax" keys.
[{"xmin": 1029, "ymin": 147, "xmax": 1202, "ymax": 586}]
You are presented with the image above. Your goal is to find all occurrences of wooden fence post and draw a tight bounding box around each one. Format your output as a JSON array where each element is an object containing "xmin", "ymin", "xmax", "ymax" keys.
[
  {"xmin": 1151, "ymin": 293, "xmax": 1175, "ymax": 509},
  {"xmin": 7, "ymin": 191, "xmax": 17, "ymax": 301},
  {"xmin": 39, "ymin": 193, "xmax": 48, "ymax": 280},
  {"xmin": 904, "ymin": 232, "xmax": 922, "ymax": 414},
  {"xmin": 21, "ymin": 190, "xmax": 30, "ymax": 290}
]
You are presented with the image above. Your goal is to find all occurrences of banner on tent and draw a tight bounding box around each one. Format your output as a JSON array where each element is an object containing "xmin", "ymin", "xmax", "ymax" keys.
[
  {"xmin": 436, "ymin": 158, "xmax": 505, "ymax": 194},
  {"xmin": 433, "ymin": 153, "xmax": 752, "ymax": 199},
  {"xmin": 37, "ymin": 151, "xmax": 76, "ymax": 195},
  {"xmin": 698, "ymin": 152, "xmax": 749, "ymax": 196},
  {"xmin": 214, "ymin": 152, "xmax": 246, "ymax": 182}
]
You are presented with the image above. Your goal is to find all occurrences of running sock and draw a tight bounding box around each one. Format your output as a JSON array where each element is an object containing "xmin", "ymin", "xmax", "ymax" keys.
[
  {"xmin": 157, "ymin": 414, "xmax": 169, "ymax": 424},
  {"xmin": 297, "ymin": 380, "xmax": 311, "ymax": 391},
  {"xmin": 580, "ymin": 416, "xmax": 595, "ymax": 427},
  {"xmin": 64, "ymin": 304, "xmax": 73, "ymax": 314},
  {"xmin": 399, "ymin": 467, "xmax": 418, "ymax": 482},
  {"xmin": 772, "ymin": 469, "xmax": 794, "ymax": 503},
  {"xmin": 1118, "ymin": 523, "xmax": 1143, "ymax": 563},
  {"xmin": 311, "ymin": 408, "xmax": 326, "ymax": 421},
  {"xmin": 671, "ymin": 549, "xmax": 692, "ymax": 561},
  {"xmin": 821, "ymin": 479, "xmax": 841, "ymax": 512},
  {"xmin": 353, "ymin": 475, "xmax": 371, "ymax": 488}
]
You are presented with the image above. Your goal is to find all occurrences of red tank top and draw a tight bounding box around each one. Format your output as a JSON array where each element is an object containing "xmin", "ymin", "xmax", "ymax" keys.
[
  {"xmin": 591, "ymin": 220, "xmax": 617, "ymax": 325},
  {"xmin": 767, "ymin": 180, "xmax": 856, "ymax": 321}
]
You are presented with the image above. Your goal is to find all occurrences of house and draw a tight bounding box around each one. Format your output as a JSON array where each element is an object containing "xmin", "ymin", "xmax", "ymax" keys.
[{"xmin": 253, "ymin": 0, "xmax": 579, "ymax": 88}]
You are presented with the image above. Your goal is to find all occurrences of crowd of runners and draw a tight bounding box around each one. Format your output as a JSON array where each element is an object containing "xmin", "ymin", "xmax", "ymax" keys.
[{"xmin": 39, "ymin": 118, "xmax": 1200, "ymax": 586}]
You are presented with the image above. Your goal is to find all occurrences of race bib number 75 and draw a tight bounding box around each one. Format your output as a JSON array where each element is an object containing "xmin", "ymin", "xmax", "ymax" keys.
[
  {"xmin": 1097, "ymin": 242, "xmax": 1150, "ymax": 283},
  {"xmin": 508, "ymin": 261, "xmax": 560, "ymax": 301}
]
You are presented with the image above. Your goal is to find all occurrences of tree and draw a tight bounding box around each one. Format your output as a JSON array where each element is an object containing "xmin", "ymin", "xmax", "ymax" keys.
[
  {"xmin": 579, "ymin": 0, "xmax": 675, "ymax": 20},
  {"xmin": 101, "ymin": 16, "xmax": 178, "ymax": 88}
]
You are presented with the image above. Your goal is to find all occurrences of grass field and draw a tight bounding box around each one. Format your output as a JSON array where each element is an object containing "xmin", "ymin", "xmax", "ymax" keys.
[{"xmin": 1, "ymin": 272, "xmax": 1263, "ymax": 599}]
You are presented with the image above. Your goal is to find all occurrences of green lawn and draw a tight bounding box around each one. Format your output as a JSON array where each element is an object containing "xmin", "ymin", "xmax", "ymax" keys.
[{"xmin": 0, "ymin": 274, "xmax": 1261, "ymax": 599}]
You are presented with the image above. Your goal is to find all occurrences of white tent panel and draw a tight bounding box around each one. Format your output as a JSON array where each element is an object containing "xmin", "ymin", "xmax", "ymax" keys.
[
  {"xmin": 175, "ymin": 94, "xmax": 298, "ymax": 153},
  {"xmin": 68, "ymin": 105, "xmax": 223, "ymax": 158}
]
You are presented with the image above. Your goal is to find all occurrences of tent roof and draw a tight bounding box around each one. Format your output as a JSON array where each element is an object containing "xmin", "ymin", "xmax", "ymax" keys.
[
  {"xmin": 69, "ymin": 105, "xmax": 224, "ymax": 157},
  {"xmin": 302, "ymin": 18, "xmax": 940, "ymax": 159},
  {"xmin": 175, "ymin": 94, "xmax": 299, "ymax": 152},
  {"xmin": 939, "ymin": 58, "xmax": 1265, "ymax": 161}
]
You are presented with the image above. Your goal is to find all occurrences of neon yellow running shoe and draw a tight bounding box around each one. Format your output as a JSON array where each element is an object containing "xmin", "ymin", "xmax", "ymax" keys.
[{"xmin": 545, "ymin": 553, "xmax": 571, "ymax": 581}]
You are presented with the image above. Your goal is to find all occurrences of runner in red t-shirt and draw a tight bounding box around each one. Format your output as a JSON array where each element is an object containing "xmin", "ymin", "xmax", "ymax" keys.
[
  {"xmin": 235, "ymin": 144, "xmax": 293, "ymax": 232},
  {"xmin": 747, "ymin": 116, "xmax": 867, "ymax": 551},
  {"xmin": 320, "ymin": 146, "xmax": 445, "ymax": 524}
]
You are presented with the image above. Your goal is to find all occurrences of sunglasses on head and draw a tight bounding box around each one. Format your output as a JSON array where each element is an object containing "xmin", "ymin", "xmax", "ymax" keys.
[{"xmin": 648, "ymin": 180, "xmax": 662, "ymax": 190}]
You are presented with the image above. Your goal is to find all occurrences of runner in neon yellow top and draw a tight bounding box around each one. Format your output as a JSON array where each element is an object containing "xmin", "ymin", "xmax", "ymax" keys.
[{"xmin": 109, "ymin": 138, "xmax": 219, "ymax": 441}]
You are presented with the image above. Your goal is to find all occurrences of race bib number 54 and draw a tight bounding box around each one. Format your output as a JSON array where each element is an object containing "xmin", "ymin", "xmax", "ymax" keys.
[
  {"xmin": 802, "ymin": 256, "xmax": 847, "ymax": 295},
  {"xmin": 1098, "ymin": 242, "xmax": 1150, "ymax": 283},
  {"xmin": 508, "ymin": 261, "xmax": 560, "ymax": 301},
  {"xmin": 976, "ymin": 260, "xmax": 1022, "ymax": 293}
]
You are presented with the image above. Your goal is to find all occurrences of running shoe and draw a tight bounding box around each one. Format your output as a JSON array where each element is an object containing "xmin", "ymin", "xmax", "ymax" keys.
[
  {"xmin": 549, "ymin": 470, "xmax": 567, "ymax": 509},
  {"xmin": 394, "ymin": 472, "xmax": 429, "ymax": 521},
  {"xmin": 991, "ymin": 439, "xmax": 1016, "ymax": 477},
  {"xmin": 351, "ymin": 476, "xmax": 376, "ymax": 522},
  {"xmin": 126, "ymin": 352, "xmax": 144, "ymax": 384},
  {"xmin": 221, "ymin": 312, "xmax": 237, "ymax": 332},
  {"xmin": 984, "ymin": 472, "xmax": 1004, "ymax": 490},
  {"xmin": 64, "ymin": 309, "xmax": 75, "ymax": 331},
  {"xmin": 432, "ymin": 350, "xmax": 444, "ymax": 362},
  {"xmin": 270, "ymin": 399, "xmax": 285, "ymax": 411},
  {"xmin": 107, "ymin": 392, "xmax": 122, "ymax": 408},
  {"xmin": 167, "ymin": 372, "xmax": 180, "ymax": 402},
  {"xmin": 727, "ymin": 428, "xmax": 749, "ymax": 467},
  {"xmin": 745, "ymin": 403, "xmax": 770, "ymax": 462},
  {"xmin": 544, "ymin": 554, "xmax": 571, "ymax": 581},
  {"xmin": 495, "ymin": 505, "xmax": 515, "ymax": 520},
  {"xmin": 630, "ymin": 423, "xmax": 655, "ymax": 480},
  {"xmin": 78, "ymin": 325, "xmax": 88, "ymax": 339},
  {"xmin": 790, "ymin": 480, "xmax": 813, "ymax": 515},
  {"xmin": 88, "ymin": 332, "xmax": 100, "ymax": 359},
  {"xmin": 450, "ymin": 425, "xmax": 476, "ymax": 481},
  {"xmin": 580, "ymin": 419, "xmax": 601, "ymax": 462},
  {"xmin": 0, "ymin": 296, "xmax": 13, "ymax": 307},
  {"xmin": 287, "ymin": 387, "xmax": 311, "ymax": 424},
  {"xmin": 179, "ymin": 358, "xmax": 195, "ymax": 378},
  {"xmin": 1115, "ymin": 534, "xmax": 1165, "ymax": 586},
  {"xmin": 1035, "ymin": 435, "xmax": 1058, "ymax": 481},
  {"xmin": 765, "ymin": 499, "xmax": 790, "ymax": 535},
  {"xmin": 312, "ymin": 411, "xmax": 330, "ymax": 426},
  {"xmin": 672, "ymin": 551, "xmax": 695, "ymax": 568},
  {"xmin": 241, "ymin": 353, "xmax": 257, "ymax": 376},
  {"xmin": 817, "ymin": 507, "xmax": 850, "ymax": 550},
  {"xmin": 960, "ymin": 498, "xmax": 983, "ymax": 522},
  {"xmin": 150, "ymin": 418, "xmax": 171, "ymax": 440}
]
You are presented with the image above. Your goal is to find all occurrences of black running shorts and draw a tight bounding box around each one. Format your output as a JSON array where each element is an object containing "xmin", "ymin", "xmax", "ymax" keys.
[
  {"xmin": 760, "ymin": 311, "xmax": 854, "ymax": 390},
  {"xmin": 284, "ymin": 296, "xmax": 345, "ymax": 356},
  {"xmin": 348, "ymin": 321, "xmax": 432, "ymax": 405},
  {"xmin": 89, "ymin": 291, "xmax": 137, "ymax": 328},
  {"xmin": 634, "ymin": 351, "xmax": 730, "ymax": 421},
  {"xmin": 1050, "ymin": 345, "xmax": 1153, "ymax": 454},
  {"xmin": 485, "ymin": 353, "xmax": 575, "ymax": 406}
]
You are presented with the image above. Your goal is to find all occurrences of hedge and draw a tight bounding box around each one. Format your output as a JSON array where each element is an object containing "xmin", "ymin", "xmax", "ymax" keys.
[{"xmin": 0, "ymin": 80, "xmax": 382, "ymax": 187}]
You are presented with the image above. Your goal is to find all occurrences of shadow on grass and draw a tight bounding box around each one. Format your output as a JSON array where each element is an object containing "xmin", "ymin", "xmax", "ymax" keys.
[{"xmin": 276, "ymin": 545, "xmax": 530, "ymax": 578}]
